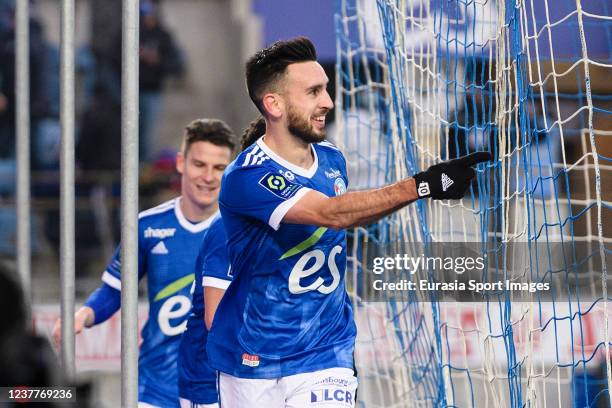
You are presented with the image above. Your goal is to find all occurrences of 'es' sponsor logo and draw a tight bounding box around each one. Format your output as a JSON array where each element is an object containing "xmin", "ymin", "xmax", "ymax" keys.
[
  {"xmin": 241, "ymin": 353, "xmax": 260, "ymax": 367},
  {"xmin": 144, "ymin": 227, "xmax": 176, "ymax": 239},
  {"xmin": 310, "ymin": 388, "xmax": 353, "ymax": 405}
]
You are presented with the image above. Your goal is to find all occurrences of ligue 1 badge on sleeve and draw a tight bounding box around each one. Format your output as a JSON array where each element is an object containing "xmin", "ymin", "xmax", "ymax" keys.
[{"xmin": 334, "ymin": 178, "xmax": 347, "ymax": 196}]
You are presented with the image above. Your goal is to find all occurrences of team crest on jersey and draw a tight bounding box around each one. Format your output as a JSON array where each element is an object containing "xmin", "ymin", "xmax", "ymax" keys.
[
  {"xmin": 241, "ymin": 353, "xmax": 260, "ymax": 367},
  {"xmin": 334, "ymin": 178, "xmax": 347, "ymax": 196},
  {"xmin": 259, "ymin": 172, "xmax": 301, "ymax": 199}
]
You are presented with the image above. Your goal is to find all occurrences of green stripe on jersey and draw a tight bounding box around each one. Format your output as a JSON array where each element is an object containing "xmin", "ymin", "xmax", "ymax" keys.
[
  {"xmin": 153, "ymin": 273, "xmax": 195, "ymax": 302},
  {"xmin": 279, "ymin": 227, "xmax": 328, "ymax": 260}
]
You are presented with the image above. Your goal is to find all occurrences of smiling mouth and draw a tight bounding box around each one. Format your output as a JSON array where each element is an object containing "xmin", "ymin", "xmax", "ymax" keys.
[
  {"xmin": 312, "ymin": 115, "xmax": 326, "ymax": 127},
  {"xmin": 196, "ymin": 185, "xmax": 217, "ymax": 193}
]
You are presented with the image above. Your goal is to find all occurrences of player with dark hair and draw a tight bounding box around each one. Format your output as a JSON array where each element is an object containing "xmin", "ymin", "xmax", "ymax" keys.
[
  {"xmin": 53, "ymin": 119, "xmax": 235, "ymax": 408},
  {"xmin": 207, "ymin": 36, "xmax": 491, "ymax": 407},
  {"xmin": 176, "ymin": 121, "xmax": 265, "ymax": 408}
]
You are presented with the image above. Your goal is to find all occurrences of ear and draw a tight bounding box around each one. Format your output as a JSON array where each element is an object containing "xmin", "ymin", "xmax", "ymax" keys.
[
  {"xmin": 176, "ymin": 152, "xmax": 185, "ymax": 174},
  {"xmin": 261, "ymin": 93, "xmax": 284, "ymax": 119}
]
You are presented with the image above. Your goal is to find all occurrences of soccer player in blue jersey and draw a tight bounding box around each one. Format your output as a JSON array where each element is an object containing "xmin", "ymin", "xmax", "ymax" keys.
[
  {"xmin": 177, "ymin": 215, "xmax": 230, "ymax": 408},
  {"xmin": 52, "ymin": 119, "xmax": 235, "ymax": 408},
  {"xmin": 177, "ymin": 120, "xmax": 264, "ymax": 408},
  {"xmin": 208, "ymin": 36, "xmax": 492, "ymax": 407}
]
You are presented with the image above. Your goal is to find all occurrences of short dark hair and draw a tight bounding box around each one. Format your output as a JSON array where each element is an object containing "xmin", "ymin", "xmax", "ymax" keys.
[
  {"xmin": 240, "ymin": 116, "xmax": 266, "ymax": 151},
  {"xmin": 181, "ymin": 118, "xmax": 235, "ymax": 154},
  {"xmin": 245, "ymin": 36, "xmax": 317, "ymax": 114}
]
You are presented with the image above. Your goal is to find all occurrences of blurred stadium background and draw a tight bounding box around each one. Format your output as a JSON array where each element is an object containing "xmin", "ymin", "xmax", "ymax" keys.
[{"xmin": 0, "ymin": 0, "xmax": 610, "ymax": 406}]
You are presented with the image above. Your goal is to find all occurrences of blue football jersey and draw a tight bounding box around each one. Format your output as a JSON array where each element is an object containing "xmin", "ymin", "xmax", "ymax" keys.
[
  {"xmin": 178, "ymin": 215, "xmax": 232, "ymax": 404},
  {"xmin": 102, "ymin": 197, "xmax": 217, "ymax": 407},
  {"xmin": 208, "ymin": 137, "xmax": 356, "ymax": 379}
]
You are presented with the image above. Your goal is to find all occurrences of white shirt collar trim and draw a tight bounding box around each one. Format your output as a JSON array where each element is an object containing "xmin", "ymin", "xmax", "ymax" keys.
[
  {"xmin": 174, "ymin": 197, "xmax": 219, "ymax": 233},
  {"xmin": 256, "ymin": 136, "xmax": 318, "ymax": 178}
]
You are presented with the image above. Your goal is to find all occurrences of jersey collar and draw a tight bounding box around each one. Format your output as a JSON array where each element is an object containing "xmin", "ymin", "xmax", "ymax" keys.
[
  {"xmin": 174, "ymin": 197, "xmax": 219, "ymax": 233},
  {"xmin": 256, "ymin": 136, "xmax": 319, "ymax": 178}
]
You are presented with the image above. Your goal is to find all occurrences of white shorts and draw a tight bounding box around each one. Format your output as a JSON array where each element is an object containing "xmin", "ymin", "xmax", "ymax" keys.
[
  {"xmin": 179, "ymin": 397, "xmax": 219, "ymax": 408},
  {"xmin": 219, "ymin": 367, "xmax": 357, "ymax": 408}
]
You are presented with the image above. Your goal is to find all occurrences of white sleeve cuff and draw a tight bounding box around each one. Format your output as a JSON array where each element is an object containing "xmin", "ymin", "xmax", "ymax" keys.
[
  {"xmin": 268, "ymin": 187, "xmax": 311, "ymax": 231},
  {"xmin": 102, "ymin": 271, "xmax": 122, "ymax": 291},
  {"xmin": 202, "ymin": 276, "xmax": 231, "ymax": 290}
]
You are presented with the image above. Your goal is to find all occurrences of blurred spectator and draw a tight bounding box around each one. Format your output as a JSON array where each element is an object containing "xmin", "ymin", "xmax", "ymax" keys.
[
  {"xmin": 76, "ymin": 81, "xmax": 122, "ymax": 173},
  {"xmin": 0, "ymin": 0, "xmax": 49, "ymax": 258},
  {"xmin": 0, "ymin": 0, "xmax": 49, "ymax": 160},
  {"xmin": 76, "ymin": 79, "xmax": 122, "ymax": 249},
  {"xmin": 136, "ymin": 0, "xmax": 185, "ymax": 162},
  {"xmin": 43, "ymin": 81, "xmax": 124, "ymax": 270},
  {"xmin": 104, "ymin": 0, "xmax": 185, "ymax": 163},
  {"xmin": 33, "ymin": 43, "xmax": 60, "ymax": 171}
]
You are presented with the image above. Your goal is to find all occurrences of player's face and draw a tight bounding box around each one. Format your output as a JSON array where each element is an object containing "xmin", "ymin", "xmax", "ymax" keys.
[
  {"xmin": 176, "ymin": 141, "xmax": 231, "ymax": 209},
  {"xmin": 282, "ymin": 61, "xmax": 333, "ymax": 143}
]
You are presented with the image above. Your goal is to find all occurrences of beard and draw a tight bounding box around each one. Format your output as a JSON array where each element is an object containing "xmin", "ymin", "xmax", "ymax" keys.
[{"xmin": 287, "ymin": 104, "xmax": 326, "ymax": 144}]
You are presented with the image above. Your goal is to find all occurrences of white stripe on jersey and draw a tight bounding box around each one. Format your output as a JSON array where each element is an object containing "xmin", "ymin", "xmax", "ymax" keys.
[
  {"xmin": 242, "ymin": 145, "xmax": 260, "ymax": 167},
  {"xmin": 102, "ymin": 270, "xmax": 122, "ymax": 290},
  {"xmin": 318, "ymin": 140, "xmax": 341, "ymax": 151},
  {"xmin": 202, "ymin": 276, "xmax": 231, "ymax": 290},
  {"xmin": 242, "ymin": 145, "xmax": 270, "ymax": 167},
  {"xmin": 255, "ymin": 155, "xmax": 270, "ymax": 165},
  {"xmin": 138, "ymin": 198, "xmax": 175, "ymax": 219},
  {"xmin": 252, "ymin": 151, "xmax": 268, "ymax": 165}
]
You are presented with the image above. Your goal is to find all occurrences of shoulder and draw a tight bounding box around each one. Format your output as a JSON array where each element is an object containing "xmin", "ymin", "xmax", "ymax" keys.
[
  {"xmin": 233, "ymin": 142, "xmax": 274, "ymax": 170},
  {"xmin": 314, "ymin": 140, "xmax": 347, "ymax": 168},
  {"xmin": 316, "ymin": 139, "xmax": 343, "ymax": 153},
  {"xmin": 206, "ymin": 215, "xmax": 226, "ymax": 239},
  {"xmin": 223, "ymin": 145, "xmax": 278, "ymax": 184},
  {"xmin": 138, "ymin": 198, "xmax": 176, "ymax": 221}
]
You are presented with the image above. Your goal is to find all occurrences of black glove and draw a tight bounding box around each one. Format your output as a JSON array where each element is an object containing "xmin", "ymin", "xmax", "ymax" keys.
[{"xmin": 413, "ymin": 152, "xmax": 492, "ymax": 200}]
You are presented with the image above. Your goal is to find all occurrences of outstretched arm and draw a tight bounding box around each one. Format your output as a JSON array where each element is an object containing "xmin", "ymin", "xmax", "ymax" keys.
[
  {"xmin": 52, "ymin": 283, "xmax": 121, "ymax": 347},
  {"xmin": 285, "ymin": 178, "xmax": 417, "ymax": 230},
  {"xmin": 284, "ymin": 152, "xmax": 492, "ymax": 229}
]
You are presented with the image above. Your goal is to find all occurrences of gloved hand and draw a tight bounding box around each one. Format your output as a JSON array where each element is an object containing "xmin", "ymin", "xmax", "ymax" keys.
[{"xmin": 414, "ymin": 152, "xmax": 492, "ymax": 200}]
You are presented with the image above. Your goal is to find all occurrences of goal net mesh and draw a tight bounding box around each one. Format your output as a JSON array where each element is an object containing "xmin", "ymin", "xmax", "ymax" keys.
[{"xmin": 333, "ymin": 0, "xmax": 612, "ymax": 406}]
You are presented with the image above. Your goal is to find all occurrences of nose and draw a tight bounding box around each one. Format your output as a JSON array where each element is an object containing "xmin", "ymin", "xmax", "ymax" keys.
[
  {"xmin": 202, "ymin": 166, "xmax": 214, "ymax": 183},
  {"xmin": 321, "ymin": 90, "xmax": 334, "ymax": 111}
]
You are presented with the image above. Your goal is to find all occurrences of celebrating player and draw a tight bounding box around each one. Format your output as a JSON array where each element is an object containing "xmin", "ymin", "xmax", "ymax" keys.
[
  {"xmin": 52, "ymin": 119, "xmax": 235, "ymax": 408},
  {"xmin": 206, "ymin": 36, "xmax": 491, "ymax": 407},
  {"xmin": 176, "ymin": 121, "xmax": 264, "ymax": 408}
]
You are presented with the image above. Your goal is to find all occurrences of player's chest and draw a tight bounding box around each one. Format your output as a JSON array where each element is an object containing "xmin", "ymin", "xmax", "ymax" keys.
[
  {"xmin": 287, "ymin": 166, "xmax": 347, "ymax": 198},
  {"xmin": 144, "ymin": 233, "xmax": 201, "ymax": 279}
]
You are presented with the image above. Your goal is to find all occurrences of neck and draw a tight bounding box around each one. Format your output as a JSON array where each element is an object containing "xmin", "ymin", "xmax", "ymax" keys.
[
  {"xmin": 263, "ymin": 121, "xmax": 314, "ymax": 169},
  {"xmin": 179, "ymin": 197, "xmax": 217, "ymax": 223}
]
